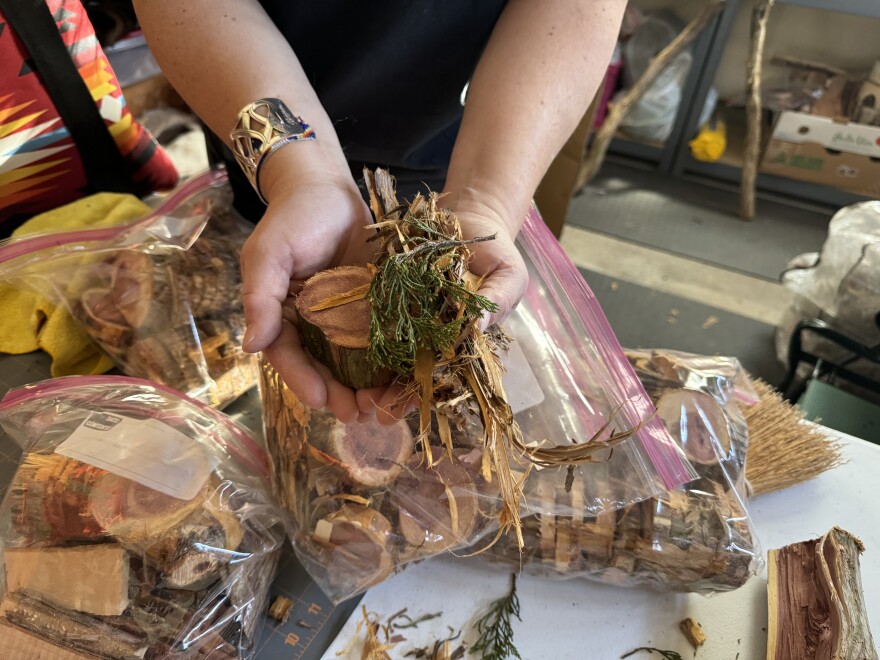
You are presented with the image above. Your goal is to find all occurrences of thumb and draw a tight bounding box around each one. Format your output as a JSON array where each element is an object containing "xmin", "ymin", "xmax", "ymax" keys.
[
  {"xmin": 240, "ymin": 239, "xmax": 294, "ymax": 353},
  {"xmin": 475, "ymin": 259, "xmax": 528, "ymax": 332}
]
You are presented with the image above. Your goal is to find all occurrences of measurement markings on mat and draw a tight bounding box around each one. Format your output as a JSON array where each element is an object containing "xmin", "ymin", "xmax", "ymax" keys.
[{"xmin": 255, "ymin": 545, "xmax": 361, "ymax": 659}]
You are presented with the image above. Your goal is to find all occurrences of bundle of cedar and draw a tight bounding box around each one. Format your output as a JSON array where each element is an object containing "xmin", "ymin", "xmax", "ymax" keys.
[
  {"xmin": 260, "ymin": 169, "xmax": 645, "ymax": 602},
  {"xmin": 0, "ymin": 451, "xmax": 280, "ymax": 658}
]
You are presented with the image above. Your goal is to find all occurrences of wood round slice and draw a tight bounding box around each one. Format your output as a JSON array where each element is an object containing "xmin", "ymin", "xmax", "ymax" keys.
[
  {"xmin": 295, "ymin": 266, "xmax": 393, "ymax": 389},
  {"xmin": 655, "ymin": 389, "xmax": 731, "ymax": 467},
  {"xmin": 391, "ymin": 448, "xmax": 480, "ymax": 555},
  {"xmin": 322, "ymin": 416, "xmax": 414, "ymax": 488},
  {"xmin": 313, "ymin": 505, "xmax": 394, "ymax": 592}
]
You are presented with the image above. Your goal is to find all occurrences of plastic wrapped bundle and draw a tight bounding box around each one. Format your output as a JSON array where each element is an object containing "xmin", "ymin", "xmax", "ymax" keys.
[
  {"xmin": 0, "ymin": 376, "xmax": 285, "ymax": 659},
  {"xmin": 485, "ymin": 349, "xmax": 762, "ymax": 594},
  {"xmin": 259, "ymin": 205, "xmax": 695, "ymax": 603},
  {"xmin": 0, "ymin": 170, "xmax": 257, "ymax": 408}
]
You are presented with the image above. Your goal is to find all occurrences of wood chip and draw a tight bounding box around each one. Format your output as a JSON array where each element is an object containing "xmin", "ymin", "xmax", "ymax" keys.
[
  {"xmin": 701, "ymin": 315, "xmax": 720, "ymax": 330},
  {"xmin": 679, "ymin": 617, "xmax": 707, "ymax": 649},
  {"xmin": 268, "ymin": 596, "xmax": 294, "ymax": 623}
]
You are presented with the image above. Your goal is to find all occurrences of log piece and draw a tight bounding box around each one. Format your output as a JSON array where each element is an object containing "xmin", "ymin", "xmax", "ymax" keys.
[
  {"xmin": 391, "ymin": 448, "xmax": 480, "ymax": 555},
  {"xmin": 4, "ymin": 545, "xmax": 130, "ymax": 616},
  {"xmin": 767, "ymin": 527, "xmax": 877, "ymax": 660},
  {"xmin": 315, "ymin": 416, "xmax": 414, "ymax": 488},
  {"xmin": 296, "ymin": 266, "xmax": 393, "ymax": 389},
  {"xmin": 312, "ymin": 504, "xmax": 394, "ymax": 592},
  {"xmin": 0, "ymin": 622, "xmax": 93, "ymax": 659}
]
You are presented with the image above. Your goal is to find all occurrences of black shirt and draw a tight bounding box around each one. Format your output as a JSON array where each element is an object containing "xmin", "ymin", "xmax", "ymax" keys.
[{"xmin": 211, "ymin": 0, "xmax": 506, "ymax": 219}]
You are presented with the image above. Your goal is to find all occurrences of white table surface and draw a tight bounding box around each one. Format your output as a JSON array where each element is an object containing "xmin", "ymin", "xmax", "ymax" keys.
[{"xmin": 322, "ymin": 431, "xmax": 880, "ymax": 659}]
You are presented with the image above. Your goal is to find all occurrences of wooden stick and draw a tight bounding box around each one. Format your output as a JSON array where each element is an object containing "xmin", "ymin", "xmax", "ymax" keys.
[
  {"xmin": 741, "ymin": 0, "xmax": 776, "ymax": 220},
  {"xmin": 577, "ymin": 0, "xmax": 725, "ymax": 190}
]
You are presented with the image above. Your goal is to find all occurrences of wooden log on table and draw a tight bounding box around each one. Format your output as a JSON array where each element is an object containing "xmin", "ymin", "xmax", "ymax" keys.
[{"xmin": 767, "ymin": 527, "xmax": 878, "ymax": 660}]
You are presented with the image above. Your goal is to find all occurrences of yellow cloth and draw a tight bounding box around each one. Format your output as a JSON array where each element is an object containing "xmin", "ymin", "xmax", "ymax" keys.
[
  {"xmin": 0, "ymin": 194, "xmax": 151, "ymax": 376},
  {"xmin": 689, "ymin": 118, "xmax": 727, "ymax": 163}
]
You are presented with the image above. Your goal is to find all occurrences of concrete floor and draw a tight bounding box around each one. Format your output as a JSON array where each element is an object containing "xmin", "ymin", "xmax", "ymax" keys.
[{"xmin": 560, "ymin": 159, "xmax": 837, "ymax": 384}]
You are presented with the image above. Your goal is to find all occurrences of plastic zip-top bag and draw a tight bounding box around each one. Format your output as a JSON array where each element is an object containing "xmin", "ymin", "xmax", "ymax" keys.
[
  {"xmin": 259, "ymin": 205, "xmax": 696, "ymax": 603},
  {"xmin": 0, "ymin": 170, "xmax": 257, "ymax": 408},
  {"xmin": 0, "ymin": 375, "xmax": 285, "ymax": 659},
  {"xmin": 486, "ymin": 349, "xmax": 761, "ymax": 594}
]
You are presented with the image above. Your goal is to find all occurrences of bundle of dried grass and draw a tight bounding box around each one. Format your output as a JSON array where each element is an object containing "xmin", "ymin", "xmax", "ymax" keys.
[{"xmin": 744, "ymin": 380, "xmax": 845, "ymax": 496}]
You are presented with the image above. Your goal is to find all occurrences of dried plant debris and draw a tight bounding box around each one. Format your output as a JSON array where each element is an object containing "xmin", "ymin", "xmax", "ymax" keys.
[
  {"xmin": 621, "ymin": 648, "xmax": 684, "ymax": 660},
  {"xmin": 678, "ymin": 618, "xmax": 706, "ymax": 649}
]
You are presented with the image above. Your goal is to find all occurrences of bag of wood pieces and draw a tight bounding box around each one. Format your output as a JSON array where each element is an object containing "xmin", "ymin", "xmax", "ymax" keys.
[
  {"xmin": 0, "ymin": 170, "xmax": 257, "ymax": 408},
  {"xmin": 483, "ymin": 349, "xmax": 762, "ymax": 593},
  {"xmin": 0, "ymin": 375, "xmax": 286, "ymax": 659},
  {"xmin": 258, "ymin": 170, "xmax": 696, "ymax": 603}
]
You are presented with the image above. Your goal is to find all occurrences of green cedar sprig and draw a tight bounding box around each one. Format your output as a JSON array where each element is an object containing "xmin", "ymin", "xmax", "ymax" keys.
[
  {"xmin": 470, "ymin": 574, "xmax": 522, "ymax": 660},
  {"xmin": 367, "ymin": 211, "xmax": 498, "ymax": 376}
]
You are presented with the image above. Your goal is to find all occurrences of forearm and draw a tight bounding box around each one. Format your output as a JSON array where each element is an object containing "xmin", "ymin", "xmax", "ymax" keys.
[
  {"xmin": 133, "ymin": 0, "xmax": 349, "ymax": 199},
  {"xmin": 444, "ymin": 0, "xmax": 626, "ymax": 235}
]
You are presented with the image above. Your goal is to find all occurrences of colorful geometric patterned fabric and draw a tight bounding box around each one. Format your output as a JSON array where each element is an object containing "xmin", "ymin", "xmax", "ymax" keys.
[{"xmin": 0, "ymin": 0, "xmax": 177, "ymax": 232}]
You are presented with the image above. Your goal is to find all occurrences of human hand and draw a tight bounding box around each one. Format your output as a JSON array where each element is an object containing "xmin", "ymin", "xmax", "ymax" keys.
[{"xmin": 240, "ymin": 164, "xmax": 377, "ymax": 423}]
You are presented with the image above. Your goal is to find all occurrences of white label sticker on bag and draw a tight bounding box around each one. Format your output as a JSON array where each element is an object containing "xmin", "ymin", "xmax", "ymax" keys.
[
  {"xmin": 502, "ymin": 340, "xmax": 545, "ymax": 414},
  {"xmin": 56, "ymin": 413, "xmax": 215, "ymax": 501}
]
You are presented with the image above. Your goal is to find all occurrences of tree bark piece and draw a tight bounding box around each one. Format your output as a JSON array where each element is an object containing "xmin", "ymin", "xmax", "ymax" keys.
[
  {"xmin": 741, "ymin": 0, "xmax": 776, "ymax": 220},
  {"xmin": 391, "ymin": 448, "xmax": 480, "ymax": 555},
  {"xmin": 4, "ymin": 545, "xmax": 130, "ymax": 616},
  {"xmin": 316, "ymin": 415, "xmax": 414, "ymax": 488},
  {"xmin": 577, "ymin": 0, "xmax": 726, "ymax": 190},
  {"xmin": 767, "ymin": 527, "xmax": 878, "ymax": 660},
  {"xmin": 296, "ymin": 265, "xmax": 393, "ymax": 389}
]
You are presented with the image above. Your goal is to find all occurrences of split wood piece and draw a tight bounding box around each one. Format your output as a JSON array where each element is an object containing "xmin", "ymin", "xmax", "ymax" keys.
[
  {"xmin": 577, "ymin": 465, "xmax": 617, "ymax": 566},
  {"xmin": 767, "ymin": 527, "xmax": 877, "ymax": 660},
  {"xmin": 6, "ymin": 453, "xmax": 106, "ymax": 546},
  {"xmin": 88, "ymin": 472, "xmax": 209, "ymax": 545},
  {"xmin": 744, "ymin": 379, "xmax": 844, "ymax": 496},
  {"xmin": 741, "ymin": 0, "xmax": 776, "ymax": 220},
  {"xmin": 679, "ymin": 617, "xmax": 707, "ymax": 649},
  {"xmin": 296, "ymin": 265, "xmax": 393, "ymax": 389},
  {"xmin": 312, "ymin": 504, "xmax": 394, "ymax": 592},
  {"xmin": 577, "ymin": 0, "xmax": 726, "ymax": 190},
  {"xmin": 314, "ymin": 416, "xmax": 414, "ymax": 488},
  {"xmin": 0, "ymin": 622, "xmax": 93, "ymax": 659},
  {"xmin": 632, "ymin": 484, "xmax": 755, "ymax": 591},
  {"xmin": 4, "ymin": 545, "xmax": 130, "ymax": 616},
  {"xmin": 655, "ymin": 389, "xmax": 732, "ymax": 480},
  {"xmin": 229, "ymin": 551, "xmax": 282, "ymax": 645},
  {"xmin": 268, "ymin": 596, "xmax": 294, "ymax": 624},
  {"xmin": 0, "ymin": 591, "xmax": 147, "ymax": 659},
  {"xmin": 391, "ymin": 448, "xmax": 480, "ymax": 555}
]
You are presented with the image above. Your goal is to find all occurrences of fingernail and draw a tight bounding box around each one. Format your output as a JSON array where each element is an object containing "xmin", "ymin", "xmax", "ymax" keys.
[{"xmin": 242, "ymin": 326, "xmax": 257, "ymax": 351}]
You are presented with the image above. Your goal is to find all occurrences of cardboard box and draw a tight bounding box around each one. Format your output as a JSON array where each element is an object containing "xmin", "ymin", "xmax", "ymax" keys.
[{"xmin": 760, "ymin": 111, "xmax": 880, "ymax": 198}]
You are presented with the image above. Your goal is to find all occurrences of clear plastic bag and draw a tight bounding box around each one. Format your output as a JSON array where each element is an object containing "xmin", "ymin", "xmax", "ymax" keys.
[
  {"xmin": 259, "ymin": 207, "xmax": 695, "ymax": 603},
  {"xmin": 0, "ymin": 170, "xmax": 258, "ymax": 408},
  {"xmin": 0, "ymin": 375, "xmax": 285, "ymax": 659},
  {"xmin": 485, "ymin": 349, "xmax": 761, "ymax": 594}
]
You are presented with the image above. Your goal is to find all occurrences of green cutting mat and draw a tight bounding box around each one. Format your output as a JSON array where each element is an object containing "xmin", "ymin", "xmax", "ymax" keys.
[{"xmin": 0, "ymin": 352, "xmax": 359, "ymax": 660}]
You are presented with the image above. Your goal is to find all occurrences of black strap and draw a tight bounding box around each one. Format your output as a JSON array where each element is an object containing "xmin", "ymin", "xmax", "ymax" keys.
[{"xmin": 0, "ymin": 0, "xmax": 139, "ymax": 194}]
